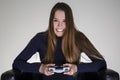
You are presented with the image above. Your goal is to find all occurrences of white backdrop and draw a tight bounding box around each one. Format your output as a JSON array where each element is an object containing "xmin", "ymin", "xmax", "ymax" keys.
[{"xmin": 0, "ymin": 0, "xmax": 120, "ymax": 75}]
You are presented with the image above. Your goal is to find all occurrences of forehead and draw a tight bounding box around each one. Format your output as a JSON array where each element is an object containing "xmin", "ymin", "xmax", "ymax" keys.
[{"xmin": 54, "ymin": 10, "xmax": 65, "ymax": 19}]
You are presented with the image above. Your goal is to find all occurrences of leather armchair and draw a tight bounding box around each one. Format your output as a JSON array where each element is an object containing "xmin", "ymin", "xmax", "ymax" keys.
[{"xmin": 1, "ymin": 69, "xmax": 119, "ymax": 80}]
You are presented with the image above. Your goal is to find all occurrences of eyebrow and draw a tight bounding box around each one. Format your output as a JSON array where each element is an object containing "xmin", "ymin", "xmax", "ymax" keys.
[
  {"xmin": 53, "ymin": 18, "xmax": 65, "ymax": 20},
  {"xmin": 53, "ymin": 18, "xmax": 57, "ymax": 19}
]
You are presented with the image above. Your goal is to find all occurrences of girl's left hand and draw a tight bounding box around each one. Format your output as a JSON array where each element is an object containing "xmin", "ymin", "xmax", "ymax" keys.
[{"xmin": 63, "ymin": 63, "xmax": 77, "ymax": 75}]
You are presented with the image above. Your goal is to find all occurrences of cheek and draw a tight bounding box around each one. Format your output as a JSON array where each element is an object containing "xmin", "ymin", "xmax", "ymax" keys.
[
  {"xmin": 53, "ymin": 27, "xmax": 56, "ymax": 33},
  {"xmin": 53, "ymin": 25, "xmax": 57, "ymax": 33},
  {"xmin": 64, "ymin": 25, "xmax": 66, "ymax": 29},
  {"xmin": 63, "ymin": 23, "xmax": 66, "ymax": 29},
  {"xmin": 53, "ymin": 23, "xmax": 58, "ymax": 29},
  {"xmin": 53, "ymin": 22, "xmax": 58, "ymax": 27}
]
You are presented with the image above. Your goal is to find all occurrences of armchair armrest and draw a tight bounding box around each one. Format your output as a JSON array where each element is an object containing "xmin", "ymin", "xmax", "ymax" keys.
[
  {"xmin": 1, "ymin": 70, "xmax": 15, "ymax": 80},
  {"xmin": 76, "ymin": 68, "xmax": 119, "ymax": 80},
  {"xmin": 1, "ymin": 69, "xmax": 42, "ymax": 80},
  {"xmin": 105, "ymin": 69, "xmax": 119, "ymax": 80}
]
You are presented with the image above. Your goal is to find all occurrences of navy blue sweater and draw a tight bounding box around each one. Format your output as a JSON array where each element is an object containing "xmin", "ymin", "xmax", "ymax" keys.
[{"xmin": 12, "ymin": 32, "xmax": 106, "ymax": 74}]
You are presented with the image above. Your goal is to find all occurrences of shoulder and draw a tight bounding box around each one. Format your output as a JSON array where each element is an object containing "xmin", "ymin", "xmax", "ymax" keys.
[
  {"xmin": 34, "ymin": 31, "xmax": 48, "ymax": 39},
  {"xmin": 36, "ymin": 31, "xmax": 48, "ymax": 37},
  {"xmin": 75, "ymin": 31, "xmax": 87, "ymax": 40},
  {"xmin": 31, "ymin": 31, "xmax": 48, "ymax": 43}
]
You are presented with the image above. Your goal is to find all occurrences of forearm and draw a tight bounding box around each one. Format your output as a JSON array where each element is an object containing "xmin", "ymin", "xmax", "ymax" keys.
[
  {"xmin": 77, "ymin": 59, "xmax": 107, "ymax": 73},
  {"xmin": 12, "ymin": 60, "xmax": 41, "ymax": 73}
]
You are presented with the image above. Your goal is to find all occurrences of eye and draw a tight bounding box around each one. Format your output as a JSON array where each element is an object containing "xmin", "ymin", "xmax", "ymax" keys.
[
  {"xmin": 63, "ymin": 19, "xmax": 66, "ymax": 22},
  {"xmin": 53, "ymin": 19, "xmax": 58, "ymax": 22}
]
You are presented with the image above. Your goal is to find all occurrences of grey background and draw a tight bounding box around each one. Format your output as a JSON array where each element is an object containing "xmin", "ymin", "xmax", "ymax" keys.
[{"xmin": 0, "ymin": 0, "xmax": 120, "ymax": 75}]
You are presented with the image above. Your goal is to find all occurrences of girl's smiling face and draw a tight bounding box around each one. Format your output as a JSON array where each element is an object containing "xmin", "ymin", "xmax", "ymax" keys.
[{"xmin": 53, "ymin": 10, "xmax": 66, "ymax": 37}]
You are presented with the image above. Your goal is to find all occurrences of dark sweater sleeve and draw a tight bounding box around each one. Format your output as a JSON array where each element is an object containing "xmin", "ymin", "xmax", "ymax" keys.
[
  {"xmin": 12, "ymin": 33, "xmax": 42, "ymax": 73},
  {"xmin": 77, "ymin": 56, "xmax": 107, "ymax": 73},
  {"xmin": 76, "ymin": 32, "xmax": 107, "ymax": 73}
]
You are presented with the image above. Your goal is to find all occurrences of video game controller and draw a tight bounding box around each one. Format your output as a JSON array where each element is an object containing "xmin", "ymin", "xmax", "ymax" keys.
[{"xmin": 48, "ymin": 66, "xmax": 70, "ymax": 73}]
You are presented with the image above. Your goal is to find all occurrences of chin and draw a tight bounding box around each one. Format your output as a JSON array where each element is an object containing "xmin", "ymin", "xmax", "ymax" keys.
[
  {"xmin": 57, "ymin": 35, "xmax": 63, "ymax": 37},
  {"xmin": 56, "ymin": 34, "xmax": 63, "ymax": 37}
]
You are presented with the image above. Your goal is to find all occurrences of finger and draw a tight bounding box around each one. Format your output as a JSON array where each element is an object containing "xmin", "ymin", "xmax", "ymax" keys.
[
  {"xmin": 64, "ymin": 71, "xmax": 70, "ymax": 75},
  {"xmin": 63, "ymin": 63, "xmax": 71, "ymax": 67},
  {"xmin": 46, "ymin": 71, "xmax": 54, "ymax": 76},
  {"xmin": 64, "ymin": 67, "xmax": 75, "ymax": 75},
  {"xmin": 64, "ymin": 71, "xmax": 72, "ymax": 75},
  {"xmin": 46, "ymin": 64, "xmax": 55, "ymax": 67},
  {"xmin": 44, "ymin": 68, "xmax": 54, "ymax": 76}
]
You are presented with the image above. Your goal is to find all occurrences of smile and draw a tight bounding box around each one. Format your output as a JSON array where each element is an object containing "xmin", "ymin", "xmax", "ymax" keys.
[{"xmin": 56, "ymin": 29, "xmax": 64, "ymax": 32}]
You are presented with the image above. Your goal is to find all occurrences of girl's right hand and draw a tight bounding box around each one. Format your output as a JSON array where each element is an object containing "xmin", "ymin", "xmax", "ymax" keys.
[{"xmin": 39, "ymin": 64, "xmax": 55, "ymax": 76}]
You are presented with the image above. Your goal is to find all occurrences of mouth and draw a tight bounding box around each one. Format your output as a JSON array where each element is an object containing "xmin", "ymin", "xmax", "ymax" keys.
[{"xmin": 56, "ymin": 28, "xmax": 64, "ymax": 32}]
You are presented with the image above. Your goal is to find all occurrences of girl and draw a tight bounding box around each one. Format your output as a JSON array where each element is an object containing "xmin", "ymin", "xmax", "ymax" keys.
[{"xmin": 13, "ymin": 2, "xmax": 106, "ymax": 80}]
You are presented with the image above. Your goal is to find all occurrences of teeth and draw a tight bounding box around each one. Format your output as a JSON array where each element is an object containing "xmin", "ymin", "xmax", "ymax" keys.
[{"xmin": 57, "ymin": 29, "xmax": 64, "ymax": 32}]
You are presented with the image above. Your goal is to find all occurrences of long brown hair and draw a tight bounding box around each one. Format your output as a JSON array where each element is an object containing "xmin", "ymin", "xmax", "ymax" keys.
[{"xmin": 44, "ymin": 2, "xmax": 104, "ymax": 64}]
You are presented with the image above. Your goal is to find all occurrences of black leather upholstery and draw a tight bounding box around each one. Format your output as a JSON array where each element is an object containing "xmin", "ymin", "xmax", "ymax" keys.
[
  {"xmin": 1, "ymin": 69, "xmax": 119, "ymax": 80},
  {"xmin": 1, "ymin": 70, "xmax": 15, "ymax": 80},
  {"xmin": 106, "ymin": 69, "xmax": 119, "ymax": 80}
]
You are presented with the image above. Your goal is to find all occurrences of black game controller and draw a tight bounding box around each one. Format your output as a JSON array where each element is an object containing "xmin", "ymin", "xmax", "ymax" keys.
[{"xmin": 48, "ymin": 66, "xmax": 70, "ymax": 73}]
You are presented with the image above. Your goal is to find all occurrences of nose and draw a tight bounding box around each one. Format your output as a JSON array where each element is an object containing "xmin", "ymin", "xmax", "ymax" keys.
[{"xmin": 58, "ymin": 22, "xmax": 63, "ymax": 27}]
